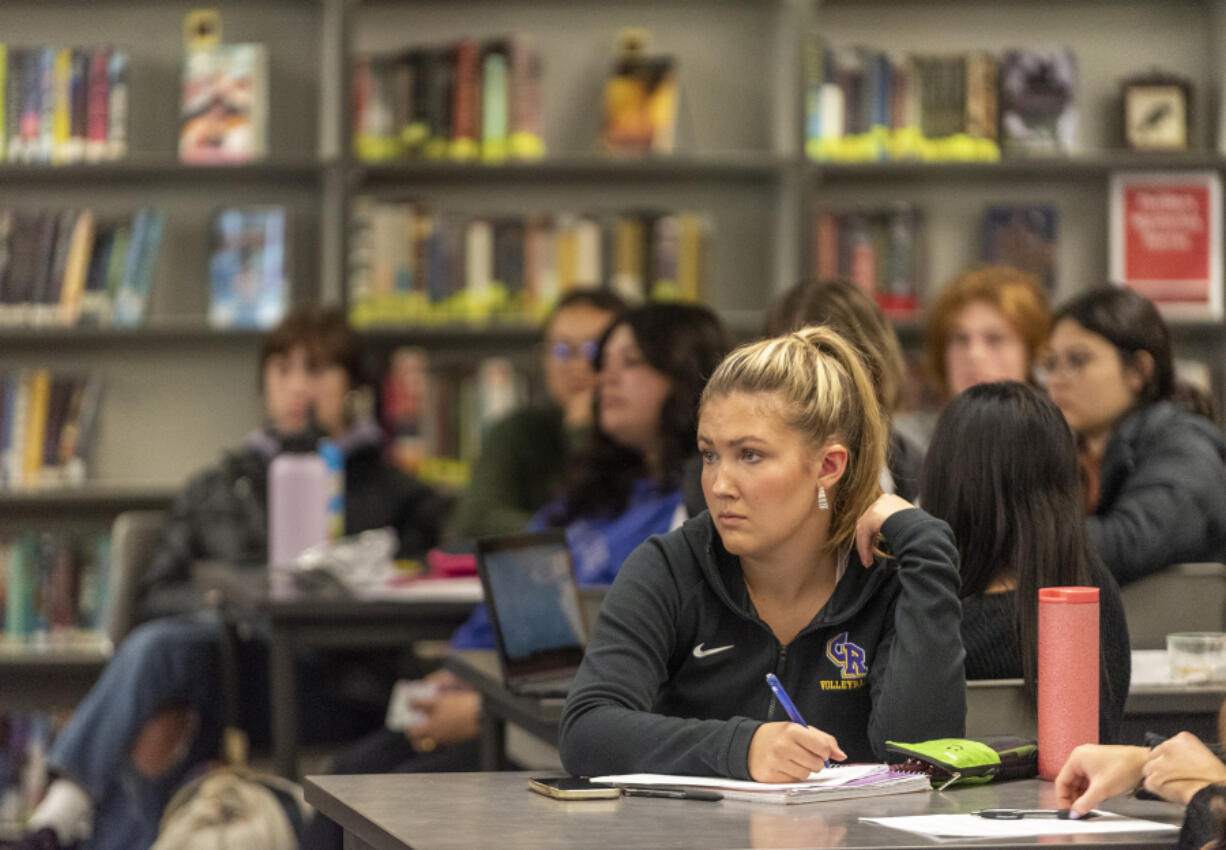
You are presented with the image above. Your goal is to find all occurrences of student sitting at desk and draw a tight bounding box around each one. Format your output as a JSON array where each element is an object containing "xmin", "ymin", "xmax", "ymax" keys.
[
  {"xmin": 558, "ymin": 326, "xmax": 966, "ymax": 781},
  {"xmin": 920, "ymin": 381, "xmax": 1131, "ymax": 742},
  {"xmin": 13, "ymin": 308, "xmax": 444, "ymax": 850},
  {"xmin": 764, "ymin": 278, "xmax": 923, "ymax": 501},
  {"xmin": 1056, "ymin": 730, "xmax": 1226, "ymax": 849},
  {"xmin": 449, "ymin": 289, "xmax": 625, "ymax": 539},
  {"xmin": 301, "ymin": 303, "xmax": 732, "ymax": 850},
  {"xmin": 1045, "ymin": 287, "xmax": 1226, "ymax": 586}
]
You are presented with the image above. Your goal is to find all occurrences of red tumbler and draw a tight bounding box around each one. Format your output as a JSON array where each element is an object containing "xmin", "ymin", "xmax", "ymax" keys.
[{"xmin": 1038, "ymin": 586, "xmax": 1099, "ymax": 780}]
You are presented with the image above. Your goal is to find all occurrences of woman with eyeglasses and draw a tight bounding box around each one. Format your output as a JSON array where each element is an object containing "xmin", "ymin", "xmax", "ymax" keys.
[
  {"xmin": 1045, "ymin": 287, "xmax": 1226, "ymax": 585},
  {"xmin": 449, "ymin": 290, "xmax": 625, "ymax": 539},
  {"xmin": 304, "ymin": 302, "xmax": 733, "ymax": 850}
]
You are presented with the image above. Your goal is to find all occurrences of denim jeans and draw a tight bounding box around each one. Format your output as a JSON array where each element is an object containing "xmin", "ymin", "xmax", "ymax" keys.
[
  {"xmin": 49, "ymin": 612, "xmax": 226, "ymax": 850},
  {"xmin": 48, "ymin": 610, "xmax": 392, "ymax": 850}
]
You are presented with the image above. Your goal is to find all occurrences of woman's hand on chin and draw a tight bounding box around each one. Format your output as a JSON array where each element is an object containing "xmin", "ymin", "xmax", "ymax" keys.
[{"xmin": 854, "ymin": 494, "xmax": 914, "ymax": 566}]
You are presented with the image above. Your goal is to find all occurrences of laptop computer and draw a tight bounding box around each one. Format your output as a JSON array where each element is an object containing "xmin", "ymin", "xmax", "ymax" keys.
[{"xmin": 476, "ymin": 530, "xmax": 588, "ymax": 698}]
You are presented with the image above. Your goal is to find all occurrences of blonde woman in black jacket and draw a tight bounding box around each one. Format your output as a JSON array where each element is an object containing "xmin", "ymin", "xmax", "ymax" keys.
[{"xmin": 560, "ymin": 327, "xmax": 966, "ymax": 781}]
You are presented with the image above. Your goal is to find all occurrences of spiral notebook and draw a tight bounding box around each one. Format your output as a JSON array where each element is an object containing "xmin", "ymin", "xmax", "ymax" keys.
[{"xmin": 590, "ymin": 763, "xmax": 931, "ymax": 804}]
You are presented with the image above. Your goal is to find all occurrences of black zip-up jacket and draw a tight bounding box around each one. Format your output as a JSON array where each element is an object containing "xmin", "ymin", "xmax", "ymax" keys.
[
  {"xmin": 559, "ymin": 507, "xmax": 966, "ymax": 779},
  {"xmin": 1089, "ymin": 402, "xmax": 1226, "ymax": 586},
  {"xmin": 136, "ymin": 421, "xmax": 445, "ymax": 616}
]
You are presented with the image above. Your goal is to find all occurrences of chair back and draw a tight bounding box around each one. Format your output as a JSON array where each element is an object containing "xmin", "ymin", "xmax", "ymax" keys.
[
  {"xmin": 107, "ymin": 510, "xmax": 167, "ymax": 645},
  {"xmin": 966, "ymin": 678, "xmax": 1035, "ymax": 738},
  {"xmin": 1120, "ymin": 563, "xmax": 1226, "ymax": 649}
]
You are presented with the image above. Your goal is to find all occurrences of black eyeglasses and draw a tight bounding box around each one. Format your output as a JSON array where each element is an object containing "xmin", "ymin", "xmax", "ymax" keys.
[{"xmin": 548, "ymin": 340, "xmax": 600, "ymax": 363}]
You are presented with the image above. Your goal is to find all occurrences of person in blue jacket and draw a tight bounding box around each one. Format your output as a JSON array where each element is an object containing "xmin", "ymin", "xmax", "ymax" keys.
[{"xmin": 302, "ymin": 303, "xmax": 732, "ymax": 850}]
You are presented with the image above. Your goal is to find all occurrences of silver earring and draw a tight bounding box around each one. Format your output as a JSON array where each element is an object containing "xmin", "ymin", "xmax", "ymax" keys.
[{"xmin": 818, "ymin": 486, "xmax": 829, "ymax": 511}]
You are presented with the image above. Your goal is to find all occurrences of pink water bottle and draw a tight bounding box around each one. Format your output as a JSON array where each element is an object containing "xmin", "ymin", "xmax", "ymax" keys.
[
  {"xmin": 1038, "ymin": 586, "xmax": 1099, "ymax": 780},
  {"xmin": 268, "ymin": 451, "xmax": 329, "ymax": 567}
]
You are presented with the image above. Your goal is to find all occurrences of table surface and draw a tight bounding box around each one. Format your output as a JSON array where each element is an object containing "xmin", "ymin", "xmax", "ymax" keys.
[
  {"xmin": 191, "ymin": 562, "xmax": 478, "ymax": 622},
  {"xmin": 304, "ymin": 772, "xmax": 1185, "ymax": 850}
]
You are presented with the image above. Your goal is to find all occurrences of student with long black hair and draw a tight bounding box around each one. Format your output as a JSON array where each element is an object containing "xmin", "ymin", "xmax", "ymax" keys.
[
  {"xmin": 921, "ymin": 381, "xmax": 1131, "ymax": 742},
  {"xmin": 1046, "ymin": 287, "xmax": 1226, "ymax": 585}
]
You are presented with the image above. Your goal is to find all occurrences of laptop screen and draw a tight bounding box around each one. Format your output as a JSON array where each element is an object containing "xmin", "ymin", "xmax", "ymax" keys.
[{"xmin": 477, "ymin": 532, "xmax": 587, "ymax": 681}]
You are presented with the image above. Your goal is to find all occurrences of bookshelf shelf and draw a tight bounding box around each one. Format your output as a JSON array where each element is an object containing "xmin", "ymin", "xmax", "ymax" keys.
[
  {"xmin": 814, "ymin": 153, "xmax": 1226, "ymax": 183},
  {"xmin": 352, "ymin": 154, "xmax": 792, "ymax": 187},
  {"xmin": 0, "ymin": 326, "xmax": 267, "ymax": 347},
  {"xmin": 0, "ymin": 157, "xmax": 328, "ymax": 185},
  {"xmin": 0, "ymin": 483, "xmax": 177, "ymax": 512},
  {"xmin": 360, "ymin": 324, "xmax": 542, "ymax": 349}
]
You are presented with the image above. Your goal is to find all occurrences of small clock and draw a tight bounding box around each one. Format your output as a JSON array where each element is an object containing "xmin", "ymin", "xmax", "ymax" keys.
[{"xmin": 1123, "ymin": 75, "xmax": 1192, "ymax": 151}]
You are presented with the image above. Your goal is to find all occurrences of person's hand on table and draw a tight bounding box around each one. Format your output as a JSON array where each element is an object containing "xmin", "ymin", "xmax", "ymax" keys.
[
  {"xmin": 423, "ymin": 668, "xmax": 466, "ymax": 692},
  {"xmin": 1055, "ymin": 744, "xmax": 1149, "ymax": 817},
  {"xmin": 747, "ymin": 722, "xmax": 846, "ymax": 782},
  {"xmin": 1142, "ymin": 732, "xmax": 1226, "ymax": 805},
  {"xmin": 855, "ymin": 494, "xmax": 913, "ymax": 567},
  {"xmin": 405, "ymin": 688, "xmax": 483, "ymax": 752}
]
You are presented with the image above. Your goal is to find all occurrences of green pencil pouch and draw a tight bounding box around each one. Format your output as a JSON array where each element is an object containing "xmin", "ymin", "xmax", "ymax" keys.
[{"xmin": 885, "ymin": 736, "xmax": 1038, "ymax": 790}]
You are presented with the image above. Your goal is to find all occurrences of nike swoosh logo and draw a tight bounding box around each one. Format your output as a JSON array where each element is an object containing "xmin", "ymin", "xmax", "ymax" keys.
[{"xmin": 692, "ymin": 643, "xmax": 734, "ymax": 659}]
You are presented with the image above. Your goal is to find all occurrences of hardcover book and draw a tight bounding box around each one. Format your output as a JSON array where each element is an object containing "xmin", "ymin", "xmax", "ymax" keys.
[
  {"xmin": 1110, "ymin": 170, "xmax": 1223, "ymax": 319},
  {"xmin": 1000, "ymin": 49, "xmax": 1078, "ymax": 156},
  {"xmin": 179, "ymin": 43, "xmax": 268, "ymax": 164},
  {"xmin": 208, "ymin": 206, "xmax": 289, "ymax": 329},
  {"xmin": 981, "ymin": 204, "xmax": 1058, "ymax": 294},
  {"xmin": 601, "ymin": 31, "xmax": 678, "ymax": 155}
]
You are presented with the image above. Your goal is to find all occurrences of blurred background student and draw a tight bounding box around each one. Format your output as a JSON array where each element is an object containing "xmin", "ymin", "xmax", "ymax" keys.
[
  {"xmin": 1045, "ymin": 287, "xmax": 1226, "ymax": 585},
  {"xmin": 921, "ymin": 381, "xmax": 1130, "ymax": 742},
  {"xmin": 897, "ymin": 265, "xmax": 1050, "ymax": 450},
  {"xmin": 303, "ymin": 302, "xmax": 732, "ymax": 850},
  {"xmin": 449, "ymin": 290, "xmax": 625, "ymax": 540},
  {"xmin": 765, "ymin": 278, "xmax": 922, "ymax": 501},
  {"xmin": 18, "ymin": 307, "xmax": 444, "ymax": 850}
]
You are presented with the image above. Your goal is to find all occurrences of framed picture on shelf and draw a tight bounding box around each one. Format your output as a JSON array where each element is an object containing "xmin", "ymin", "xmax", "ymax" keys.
[
  {"xmin": 1109, "ymin": 171, "xmax": 1222, "ymax": 320},
  {"xmin": 1122, "ymin": 72, "xmax": 1192, "ymax": 151}
]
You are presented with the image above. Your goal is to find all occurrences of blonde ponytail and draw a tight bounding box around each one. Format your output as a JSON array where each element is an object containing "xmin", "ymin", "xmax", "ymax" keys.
[{"xmin": 700, "ymin": 326, "xmax": 888, "ymax": 554}]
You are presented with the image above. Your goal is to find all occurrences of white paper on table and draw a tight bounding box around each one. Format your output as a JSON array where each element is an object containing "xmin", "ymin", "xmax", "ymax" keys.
[
  {"xmin": 1130, "ymin": 649, "xmax": 1171, "ymax": 685},
  {"xmin": 592, "ymin": 764, "xmax": 885, "ymax": 793},
  {"xmin": 861, "ymin": 811, "xmax": 1179, "ymax": 838},
  {"xmin": 352, "ymin": 576, "xmax": 483, "ymax": 603}
]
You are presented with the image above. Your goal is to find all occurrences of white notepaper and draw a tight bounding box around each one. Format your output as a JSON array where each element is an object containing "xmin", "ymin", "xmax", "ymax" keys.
[
  {"xmin": 861, "ymin": 811, "xmax": 1179, "ymax": 838},
  {"xmin": 592, "ymin": 764, "xmax": 885, "ymax": 793}
]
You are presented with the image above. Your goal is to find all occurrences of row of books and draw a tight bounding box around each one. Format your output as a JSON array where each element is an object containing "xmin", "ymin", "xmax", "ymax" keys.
[
  {"xmin": 814, "ymin": 202, "xmax": 1060, "ymax": 316},
  {"xmin": 0, "ymin": 207, "xmax": 165, "ymax": 328},
  {"xmin": 805, "ymin": 42, "xmax": 1077, "ymax": 162},
  {"xmin": 352, "ymin": 36, "xmax": 544, "ymax": 164},
  {"xmin": 0, "ymin": 713, "xmax": 55, "ymax": 834},
  {"xmin": 0, "ymin": 45, "xmax": 128, "ymax": 165},
  {"xmin": 0, "ymin": 371, "xmax": 103, "ymax": 491},
  {"xmin": 813, "ymin": 205, "xmax": 926, "ymax": 318},
  {"xmin": 1, "ymin": 532, "xmax": 109, "ymax": 641},
  {"xmin": 381, "ymin": 350, "xmax": 525, "ymax": 487},
  {"xmin": 348, "ymin": 199, "xmax": 712, "ymax": 327}
]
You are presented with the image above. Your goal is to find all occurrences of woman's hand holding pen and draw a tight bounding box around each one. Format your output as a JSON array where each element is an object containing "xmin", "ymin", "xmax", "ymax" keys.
[{"xmin": 747, "ymin": 723, "xmax": 846, "ymax": 782}]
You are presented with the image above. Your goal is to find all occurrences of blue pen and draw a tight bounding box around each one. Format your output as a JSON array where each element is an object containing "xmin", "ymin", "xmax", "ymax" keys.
[{"xmin": 765, "ymin": 672, "xmax": 830, "ymax": 769}]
